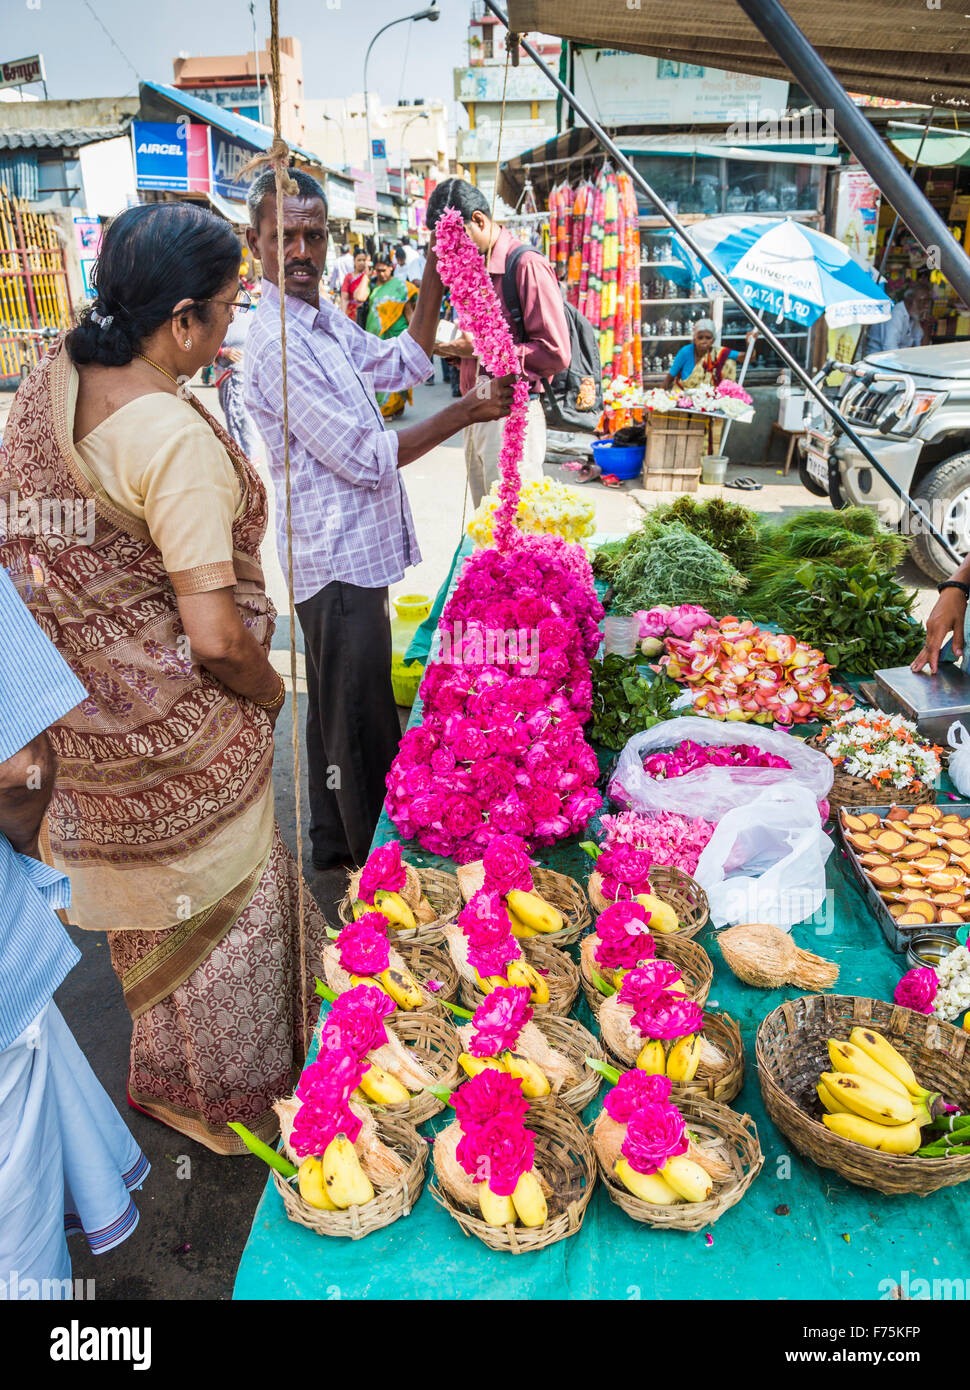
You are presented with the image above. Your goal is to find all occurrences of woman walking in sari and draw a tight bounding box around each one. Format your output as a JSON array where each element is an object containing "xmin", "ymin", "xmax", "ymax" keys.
[
  {"xmin": 365, "ymin": 257, "xmax": 418, "ymax": 419},
  {"xmin": 0, "ymin": 203, "xmax": 328, "ymax": 1156}
]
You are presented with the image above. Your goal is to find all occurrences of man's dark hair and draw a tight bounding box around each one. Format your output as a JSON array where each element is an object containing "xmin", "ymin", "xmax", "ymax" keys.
[
  {"xmin": 426, "ymin": 177, "xmax": 489, "ymax": 230},
  {"xmin": 394, "ymin": 246, "xmax": 407, "ymax": 263},
  {"xmin": 246, "ymin": 167, "xmax": 327, "ymax": 229},
  {"xmin": 902, "ymin": 282, "xmax": 929, "ymax": 304}
]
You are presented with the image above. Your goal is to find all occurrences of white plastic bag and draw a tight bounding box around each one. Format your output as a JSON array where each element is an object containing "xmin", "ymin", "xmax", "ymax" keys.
[
  {"xmin": 693, "ymin": 784, "xmax": 833, "ymax": 930},
  {"xmin": 948, "ymin": 722, "xmax": 970, "ymax": 798},
  {"xmin": 608, "ymin": 716, "xmax": 834, "ymax": 820}
]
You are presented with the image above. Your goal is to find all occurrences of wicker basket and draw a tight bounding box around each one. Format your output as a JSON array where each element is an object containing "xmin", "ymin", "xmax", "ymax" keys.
[
  {"xmin": 594, "ymin": 1097, "xmax": 763, "ymax": 1231},
  {"xmin": 526, "ymin": 866, "xmax": 593, "ymax": 947},
  {"xmin": 533, "ymin": 1014, "xmax": 605, "ymax": 1113},
  {"xmin": 372, "ymin": 1012, "xmax": 461, "ymax": 1127},
  {"xmin": 580, "ymin": 931, "xmax": 714, "ymax": 1018},
  {"xmin": 339, "ymin": 865, "xmax": 461, "ymax": 947},
  {"xmin": 458, "ymin": 937, "xmax": 580, "ymax": 1017},
  {"xmin": 271, "ymin": 1115, "xmax": 427, "ymax": 1239},
  {"xmin": 430, "ymin": 1102, "xmax": 597, "ymax": 1253},
  {"xmin": 396, "ymin": 942, "xmax": 460, "ymax": 1012},
  {"xmin": 757, "ymin": 993, "xmax": 970, "ymax": 1196},
  {"xmin": 587, "ymin": 865, "xmax": 709, "ymax": 940},
  {"xmin": 600, "ymin": 1009, "xmax": 742, "ymax": 1099},
  {"xmin": 807, "ymin": 734, "xmax": 936, "ymax": 813}
]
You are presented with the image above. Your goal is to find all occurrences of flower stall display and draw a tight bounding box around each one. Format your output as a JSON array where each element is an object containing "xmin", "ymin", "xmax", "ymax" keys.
[
  {"xmin": 661, "ymin": 617, "xmax": 855, "ymax": 725},
  {"xmin": 897, "ymin": 947, "xmax": 970, "ymax": 1023},
  {"xmin": 384, "ymin": 538, "xmax": 604, "ymax": 862},
  {"xmin": 321, "ymin": 911, "xmax": 447, "ymax": 1011},
  {"xmin": 640, "ymin": 380, "xmax": 755, "ymax": 421},
  {"xmin": 467, "ymin": 478, "xmax": 596, "ymax": 549},
  {"xmin": 634, "ymin": 603, "xmax": 714, "ymax": 656},
  {"xmin": 443, "ymin": 887, "xmax": 580, "ymax": 1015},
  {"xmin": 817, "ymin": 709, "xmax": 941, "ymax": 796},
  {"xmin": 452, "ymin": 832, "xmax": 591, "ymax": 946},
  {"xmin": 599, "ymin": 810, "xmax": 716, "ymax": 879}
]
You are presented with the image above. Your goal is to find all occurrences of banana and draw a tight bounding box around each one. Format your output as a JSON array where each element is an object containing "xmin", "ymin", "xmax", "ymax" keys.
[
  {"xmin": 636, "ymin": 1038, "xmax": 667, "ymax": 1075},
  {"xmin": 458, "ymin": 1051, "xmax": 507, "ymax": 1078},
  {"xmin": 373, "ymin": 890, "xmax": 417, "ymax": 932},
  {"xmin": 848, "ymin": 1027, "xmax": 932, "ymax": 1102},
  {"xmin": 817, "ymin": 1081, "xmax": 852, "ymax": 1115},
  {"xmin": 633, "ymin": 893, "xmax": 679, "ymax": 934},
  {"xmin": 321, "ymin": 1134, "xmax": 375, "ymax": 1208},
  {"xmin": 820, "ymin": 1071, "xmax": 916, "ymax": 1126},
  {"xmin": 358, "ymin": 1062, "xmax": 411, "ymax": 1106},
  {"xmin": 378, "ymin": 965, "xmax": 423, "ymax": 1010},
  {"xmin": 826, "ymin": 1040, "xmax": 910, "ymax": 1099},
  {"xmin": 349, "ymin": 973, "xmax": 381, "ymax": 990},
  {"xmin": 505, "ymin": 890, "xmax": 563, "ymax": 935},
  {"xmin": 474, "ymin": 970, "xmax": 507, "ymax": 995},
  {"xmin": 665, "ymin": 1033, "xmax": 702, "ymax": 1083},
  {"xmin": 660, "ymin": 1154, "xmax": 714, "ymax": 1202},
  {"xmin": 822, "ymin": 1112, "xmax": 922, "ymax": 1154},
  {"xmin": 506, "ymin": 957, "xmax": 550, "ymax": 1005},
  {"xmin": 478, "ymin": 1182, "xmax": 516, "ymax": 1226},
  {"xmin": 298, "ymin": 1156, "xmax": 337, "ymax": 1210},
  {"xmin": 506, "ymin": 1051, "xmax": 551, "ymax": 1097},
  {"xmin": 507, "ymin": 908, "xmax": 540, "ymax": 939},
  {"xmin": 614, "ymin": 1159, "xmax": 681, "ymax": 1204},
  {"xmin": 350, "ymin": 899, "xmax": 370, "ymax": 921},
  {"xmin": 510, "ymin": 1168, "xmax": 548, "ymax": 1227}
]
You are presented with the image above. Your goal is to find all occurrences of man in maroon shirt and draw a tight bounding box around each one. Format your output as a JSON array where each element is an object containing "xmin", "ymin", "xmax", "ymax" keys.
[{"xmin": 427, "ymin": 178, "xmax": 571, "ymax": 508}]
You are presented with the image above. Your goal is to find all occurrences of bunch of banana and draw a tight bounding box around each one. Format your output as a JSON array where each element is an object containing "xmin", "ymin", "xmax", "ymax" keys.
[
  {"xmin": 350, "ymin": 963, "xmax": 424, "ymax": 1010},
  {"xmin": 297, "ymin": 1133, "xmax": 375, "ymax": 1210},
  {"xmin": 633, "ymin": 893, "xmax": 680, "ymax": 935},
  {"xmin": 478, "ymin": 1168, "xmax": 548, "ymax": 1227},
  {"xmin": 474, "ymin": 957, "xmax": 550, "ymax": 1005},
  {"xmin": 614, "ymin": 1152, "xmax": 713, "ymax": 1204},
  {"xmin": 457, "ymin": 1049, "xmax": 551, "ymax": 1097},
  {"xmin": 635, "ymin": 1033, "xmax": 709, "ymax": 1082},
  {"xmin": 504, "ymin": 890, "xmax": 564, "ymax": 939},
  {"xmin": 352, "ymin": 891, "xmax": 416, "ymax": 932},
  {"xmin": 816, "ymin": 1027, "xmax": 942, "ymax": 1156}
]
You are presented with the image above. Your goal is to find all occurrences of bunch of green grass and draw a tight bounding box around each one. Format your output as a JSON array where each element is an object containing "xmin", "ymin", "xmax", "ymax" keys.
[
  {"xmin": 639, "ymin": 494, "xmax": 764, "ymax": 571},
  {"xmin": 612, "ymin": 521, "xmax": 747, "ymax": 613}
]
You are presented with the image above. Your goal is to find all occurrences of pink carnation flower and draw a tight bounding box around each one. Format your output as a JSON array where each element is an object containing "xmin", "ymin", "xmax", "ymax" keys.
[
  {"xmin": 357, "ymin": 842, "xmax": 406, "ymax": 904},
  {"xmin": 320, "ymin": 983, "xmax": 396, "ymax": 1057},
  {"xmin": 894, "ymin": 967, "xmax": 938, "ymax": 1014},
  {"xmin": 603, "ymin": 1070, "xmax": 673, "ymax": 1123},
  {"xmin": 335, "ymin": 914, "xmax": 391, "ymax": 978},
  {"xmin": 469, "ymin": 985, "xmax": 533, "ymax": 1057},
  {"xmin": 621, "ymin": 1101, "xmax": 689, "ymax": 1176}
]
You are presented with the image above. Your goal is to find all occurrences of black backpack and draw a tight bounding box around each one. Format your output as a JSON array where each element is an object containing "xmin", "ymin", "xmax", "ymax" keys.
[{"xmin": 501, "ymin": 242, "xmax": 604, "ymax": 433}]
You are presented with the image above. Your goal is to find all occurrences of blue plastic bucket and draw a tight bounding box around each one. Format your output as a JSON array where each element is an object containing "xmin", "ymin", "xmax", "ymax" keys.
[{"xmin": 591, "ymin": 438, "xmax": 645, "ymax": 481}]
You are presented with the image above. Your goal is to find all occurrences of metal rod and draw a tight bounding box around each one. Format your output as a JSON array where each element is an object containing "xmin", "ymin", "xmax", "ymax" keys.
[
  {"xmin": 734, "ymin": 0, "xmax": 970, "ymax": 309},
  {"xmin": 481, "ymin": 0, "xmax": 963, "ymax": 566}
]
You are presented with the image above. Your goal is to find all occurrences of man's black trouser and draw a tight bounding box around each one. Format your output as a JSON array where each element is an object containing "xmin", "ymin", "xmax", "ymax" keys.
[{"xmin": 295, "ymin": 580, "xmax": 402, "ymax": 868}]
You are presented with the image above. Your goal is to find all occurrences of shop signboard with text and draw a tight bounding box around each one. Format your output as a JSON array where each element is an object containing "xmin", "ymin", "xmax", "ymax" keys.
[
  {"xmin": 210, "ymin": 130, "xmax": 259, "ymax": 202},
  {"xmin": 131, "ymin": 121, "xmax": 210, "ymax": 193},
  {"xmin": 571, "ymin": 50, "xmax": 789, "ymax": 126}
]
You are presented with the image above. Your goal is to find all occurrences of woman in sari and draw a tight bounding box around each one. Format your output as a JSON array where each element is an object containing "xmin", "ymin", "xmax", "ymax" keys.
[
  {"xmin": 365, "ymin": 257, "xmax": 418, "ymax": 419},
  {"xmin": 0, "ymin": 202, "xmax": 328, "ymax": 1156},
  {"xmin": 340, "ymin": 248, "xmax": 371, "ymax": 320},
  {"xmin": 663, "ymin": 319, "xmax": 755, "ymax": 455}
]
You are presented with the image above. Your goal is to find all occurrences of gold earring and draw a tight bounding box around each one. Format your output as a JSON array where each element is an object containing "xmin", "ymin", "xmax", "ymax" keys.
[{"xmin": 184, "ymin": 337, "xmax": 192, "ymax": 349}]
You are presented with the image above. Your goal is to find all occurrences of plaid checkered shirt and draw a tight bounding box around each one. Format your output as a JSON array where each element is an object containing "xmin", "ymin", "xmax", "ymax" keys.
[{"xmin": 244, "ymin": 279, "xmax": 431, "ymax": 602}]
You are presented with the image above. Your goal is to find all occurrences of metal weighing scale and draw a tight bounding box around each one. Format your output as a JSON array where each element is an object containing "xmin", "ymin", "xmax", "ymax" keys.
[{"xmin": 860, "ymin": 663, "xmax": 970, "ymax": 745}]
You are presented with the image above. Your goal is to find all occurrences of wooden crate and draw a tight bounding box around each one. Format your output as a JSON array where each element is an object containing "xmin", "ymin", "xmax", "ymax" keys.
[{"xmin": 644, "ymin": 414, "xmax": 706, "ymax": 491}]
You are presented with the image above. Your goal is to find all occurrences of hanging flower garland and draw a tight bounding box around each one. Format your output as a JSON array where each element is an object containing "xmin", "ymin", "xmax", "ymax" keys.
[{"xmin": 434, "ymin": 207, "xmax": 531, "ymax": 549}]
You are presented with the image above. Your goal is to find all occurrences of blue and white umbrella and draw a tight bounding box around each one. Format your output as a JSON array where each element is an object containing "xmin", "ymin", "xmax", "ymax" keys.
[{"xmin": 670, "ymin": 215, "xmax": 891, "ymax": 329}]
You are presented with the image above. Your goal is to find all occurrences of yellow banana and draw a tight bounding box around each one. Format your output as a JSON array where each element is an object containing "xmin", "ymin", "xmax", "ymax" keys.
[
  {"xmin": 660, "ymin": 1154, "xmax": 713, "ymax": 1202},
  {"xmin": 350, "ymin": 899, "xmax": 370, "ymax": 921},
  {"xmin": 474, "ymin": 970, "xmax": 507, "ymax": 995},
  {"xmin": 358, "ymin": 1062, "xmax": 410, "ymax": 1106},
  {"xmin": 615, "ymin": 1159, "xmax": 681, "ymax": 1203},
  {"xmin": 505, "ymin": 890, "xmax": 563, "ymax": 935},
  {"xmin": 817, "ymin": 1081, "xmax": 852, "ymax": 1115},
  {"xmin": 848, "ymin": 1027, "xmax": 931, "ymax": 1102},
  {"xmin": 373, "ymin": 890, "xmax": 416, "ymax": 932},
  {"xmin": 636, "ymin": 1038, "xmax": 667, "ymax": 1075},
  {"xmin": 506, "ymin": 957, "xmax": 550, "ymax": 1005},
  {"xmin": 321, "ymin": 1134, "xmax": 375, "ymax": 1208},
  {"xmin": 506, "ymin": 1051, "xmax": 551, "ymax": 1097},
  {"xmin": 820, "ymin": 1072, "xmax": 915, "ymax": 1127},
  {"xmin": 511, "ymin": 1168, "xmax": 548, "ymax": 1227},
  {"xmin": 822, "ymin": 1112, "xmax": 922, "ymax": 1154},
  {"xmin": 506, "ymin": 907, "xmax": 540, "ymax": 939},
  {"xmin": 298, "ymin": 1156, "xmax": 337, "ymax": 1210},
  {"xmin": 633, "ymin": 893, "xmax": 679, "ymax": 934},
  {"xmin": 349, "ymin": 973, "xmax": 381, "ymax": 990},
  {"xmin": 826, "ymin": 1040, "xmax": 911, "ymax": 1099},
  {"xmin": 458, "ymin": 1051, "xmax": 507, "ymax": 1078},
  {"xmin": 478, "ymin": 1182, "xmax": 516, "ymax": 1226},
  {"xmin": 666, "ymin": 1033, "xmax": 702, "ymax": 1083},
  {"xmin": 378, "ymin": 965, "xmax": 423, "ymax": 1010}
]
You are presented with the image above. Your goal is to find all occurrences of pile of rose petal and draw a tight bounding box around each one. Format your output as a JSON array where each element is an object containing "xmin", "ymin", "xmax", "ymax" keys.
[
  {"xmin": 662, "ymin": 616, "xmax": 854, "ymax": 725},
  {"xmin": 597, "ymin": 809, "xmax": 716, "ymax": 888},
  {"xmin": 641, "ymin": 739, "xmax": 791, "ymax": 780}
]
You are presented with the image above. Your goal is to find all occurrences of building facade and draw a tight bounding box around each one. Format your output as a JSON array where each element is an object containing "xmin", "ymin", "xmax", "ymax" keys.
[{"xmin": 172, "ymin": 36, "xmax": 305, "ymax": 146}]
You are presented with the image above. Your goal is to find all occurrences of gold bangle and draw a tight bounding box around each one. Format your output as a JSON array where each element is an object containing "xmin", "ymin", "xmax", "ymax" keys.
[{"xmin": 254, "ymin": 672, "xmax": 286, "ymax": 710}]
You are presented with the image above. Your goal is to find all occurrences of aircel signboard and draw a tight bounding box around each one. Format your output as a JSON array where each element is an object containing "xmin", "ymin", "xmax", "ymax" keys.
[
  {"xmin": 211, "ymin": 130, "xmax": 259, "ymax": 202},
  {"xmin": 131, "ymin": 121, "xmax": 210, "ymax": 192}
]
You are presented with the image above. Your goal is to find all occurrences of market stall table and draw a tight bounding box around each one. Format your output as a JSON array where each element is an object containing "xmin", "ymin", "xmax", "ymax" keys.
[{"xmin": 233, "ymin": 546, "xmax": 967, "ymax": 1302}]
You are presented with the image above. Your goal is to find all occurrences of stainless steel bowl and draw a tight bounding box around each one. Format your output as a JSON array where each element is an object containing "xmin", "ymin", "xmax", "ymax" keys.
[{"xmin": 906, "ymin": 930, "xmax": 959, "ymax": 971}]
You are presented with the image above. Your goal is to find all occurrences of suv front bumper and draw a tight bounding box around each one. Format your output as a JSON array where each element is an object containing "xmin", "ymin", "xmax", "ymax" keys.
[{"xmin": 833, "ymin": 433, "xmax": 923, "ymax": 511}]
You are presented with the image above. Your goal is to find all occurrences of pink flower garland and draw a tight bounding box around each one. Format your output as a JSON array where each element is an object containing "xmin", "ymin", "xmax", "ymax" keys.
[{"xmin": 434, "ymin": 207, "xmax": 529, "ymax": 550}]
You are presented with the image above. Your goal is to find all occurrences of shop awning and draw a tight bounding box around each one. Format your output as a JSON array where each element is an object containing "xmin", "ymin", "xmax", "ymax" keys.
[
  {"xmin": 889, "ymin": 129, "xmax": 970, "ymax": 168},
  {"xmin": 206, "ymin": 188, "xmax": 250, "ymax": 224},
  {"xmin": 506, "ymin": 0, "xmax": 970, "ymax": 107}
]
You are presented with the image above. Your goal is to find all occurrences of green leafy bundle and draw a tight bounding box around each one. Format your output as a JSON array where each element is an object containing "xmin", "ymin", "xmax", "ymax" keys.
[
  {"xmin": 639, "ymin": 494, "xmax": 764, "ymax": 571},
  {"xmin": 589, "ymin": 658, "xmax": 681, "ymax": 752},
  {"xmin": 744, "ymin": 556, "xmax": 923, "ymax": 673},
  {"xmin": 747, "ymin": 507, "xmax": 908, "ymax": 590},
  {"xmin": 612, "ymin": 521, "xmax": 747, "ymax": 614}
]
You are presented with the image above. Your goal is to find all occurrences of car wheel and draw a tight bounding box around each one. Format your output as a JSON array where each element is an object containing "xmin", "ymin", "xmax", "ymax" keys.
[
  {"xmin": 797, "ymin": 457, "xmax": 829, "ymax": 497},
  {"xmin": 910, "ymin": 452, "xmax": 970, "ymax": 582}
]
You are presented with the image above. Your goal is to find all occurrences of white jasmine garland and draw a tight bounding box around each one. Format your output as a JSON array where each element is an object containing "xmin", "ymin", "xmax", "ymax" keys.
[{"xmin": 821, "ymin": 709, "xmax": 941, "ymax": 790}]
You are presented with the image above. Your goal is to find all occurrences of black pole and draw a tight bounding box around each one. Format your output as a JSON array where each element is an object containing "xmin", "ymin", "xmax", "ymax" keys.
[
  {"xmin": 482, "ymin": 0, "xmax": 962, "ymax": 565},
  {"xmin": 735, "ymin": 0, "xmax": 970, "ymax": 308}
]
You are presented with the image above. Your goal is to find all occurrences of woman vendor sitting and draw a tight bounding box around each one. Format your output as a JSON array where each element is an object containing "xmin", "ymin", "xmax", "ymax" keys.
[{"xmin": 663, "ymin": 318, "xmax": 743, "ymax": 392}]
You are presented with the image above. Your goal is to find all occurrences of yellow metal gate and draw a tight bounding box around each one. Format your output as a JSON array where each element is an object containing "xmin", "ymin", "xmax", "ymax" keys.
[{"xmin": 0, "ymin": 185, "xmax": 73, "ymax": 381}]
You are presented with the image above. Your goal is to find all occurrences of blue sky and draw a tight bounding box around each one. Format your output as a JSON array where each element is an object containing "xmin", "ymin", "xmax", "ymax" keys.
[{"xmin": 4, "ymin": 0, "xmax": 471, "ymax": 110}]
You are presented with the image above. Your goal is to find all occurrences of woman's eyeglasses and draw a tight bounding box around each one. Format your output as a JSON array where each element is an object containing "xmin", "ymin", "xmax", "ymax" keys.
[{"xmin": 195, "ymin": 285, "xmax": 255, "ymax": 317}]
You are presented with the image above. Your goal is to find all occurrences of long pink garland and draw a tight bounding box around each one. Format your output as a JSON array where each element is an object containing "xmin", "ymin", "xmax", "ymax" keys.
[{"xmin": 434, "ymin": 207, "xmax": 530, "ymax": 549}]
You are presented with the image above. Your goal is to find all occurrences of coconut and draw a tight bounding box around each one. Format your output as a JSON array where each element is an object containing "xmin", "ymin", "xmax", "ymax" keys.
[
  {"xmin": 456, "ymin": 861, "xmax": 486, "ymax": 902},
  {"xmin": 718, "ymin": 922, "xmax": 838, "ymax": 991},
  {"xmin": 598, "ymin": 994, "xmax": 642, "ymax": 1066},
  {"xmin": 371, "ymin": 1021, "xmax": 437, "ymax": 1091},
  {"xmin": 443, "ymin": 922, "xmax": 476, "ymax": 984}
]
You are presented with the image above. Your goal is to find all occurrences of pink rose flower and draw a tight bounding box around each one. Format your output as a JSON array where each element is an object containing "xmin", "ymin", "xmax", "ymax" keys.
[
  {"xmin": 482, "ymin": 833, "xmax": 534, "ymax": 895},
  {"xmin": 357, "ymin": 842, "xmax": 406, "ymax": 904},
  {"xmin": 452, "ymin": 1068, "xmax": 529, "ymax": 1132},
  {"xmin": 632, "ymin": 995, "xmax": 704, "ymax": 1042},
  {"xmin": 621, "ymin": 1100, "xmax": 689, "ymax": 1176},
  {"xmin": 335, "ymin": 914, "xmax": 391, "ymax": 978},
  {"xmin": 594, "ymin": 900, "xmax": 656, "ymax": 972},
  {"xmin": 603, "ymin": 1070, "xmax": 673, "ymax": 1123},
  {"xmin": 291, "ymin": 1046, "xmax": 366, "ymax": 1157},
  {"xmin": 894, "ymin": 967, "xmax": 938, "ymax": 1014},
  {"xmin": 469, "ymin": 984, "xmax": 533, "ymax": 1057},
  {"xmin": 459, "ymin": 889, "xmax": 520, "ymax": 977},
  {"xmin": 456, "ymin": 1114, "xmax": 536, "ymax": 1196},
  {"xmin": 320, "ymin": 983, "xmax": 396, "ymax": 1056}
]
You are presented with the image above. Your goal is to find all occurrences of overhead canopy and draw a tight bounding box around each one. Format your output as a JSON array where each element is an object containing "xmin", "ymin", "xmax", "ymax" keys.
[
  {"xmin": 507, "ymin": 0, "xmax": 970, "ymax": 107},
  {"xmin": 889, "ymin": 130, "xmax": 970, "ymax": 168}
]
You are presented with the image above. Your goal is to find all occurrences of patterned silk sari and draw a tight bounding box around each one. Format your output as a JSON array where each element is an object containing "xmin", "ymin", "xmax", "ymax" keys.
[
  {"xmin": 0, "ymin": 341, "xmax": 326, "ymax": 1153},
  {"xmin": 366, "ymin": 277, "xmax": 419, "ymax": 419}
]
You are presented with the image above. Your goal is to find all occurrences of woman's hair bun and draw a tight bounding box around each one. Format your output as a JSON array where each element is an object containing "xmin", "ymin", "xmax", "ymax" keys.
[{"xmin": 66, "ymin": 303, "xmax": 139, "ymax": 367}]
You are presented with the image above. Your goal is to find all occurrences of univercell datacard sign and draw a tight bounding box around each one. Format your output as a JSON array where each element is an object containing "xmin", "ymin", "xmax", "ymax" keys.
[{"xmin": 131, "ymin": 121, "xmax": 210, "ymax": 193}]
